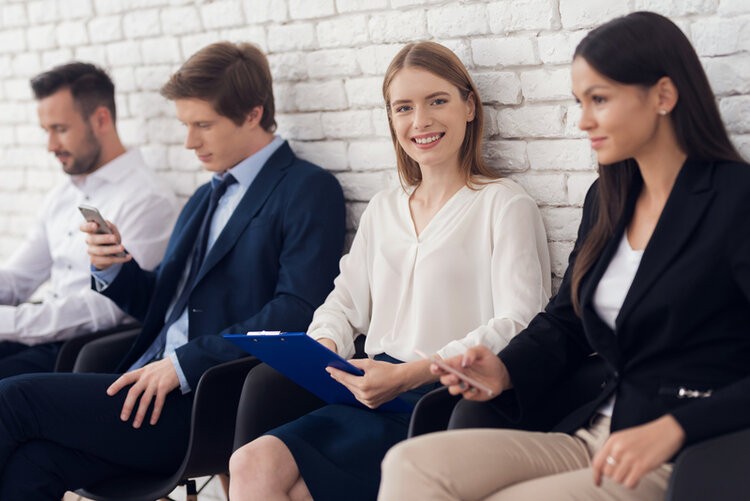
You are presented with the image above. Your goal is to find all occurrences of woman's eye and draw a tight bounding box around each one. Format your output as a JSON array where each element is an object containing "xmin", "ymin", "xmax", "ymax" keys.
[
  {"xmin": 592, "ymin": 95, "xmax": 607, "ymax": 105},
  {"xmin": 431, "ymin": 98, "xmax": 447, "ymax": 105},
  {"xmin": 395, "ymin": 105, "xmax": 411, "ymax": 113}
]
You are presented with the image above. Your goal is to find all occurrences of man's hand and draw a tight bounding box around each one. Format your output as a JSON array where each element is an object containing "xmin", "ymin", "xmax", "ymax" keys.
[
  {"xmin": 80, "ymin": 220, "xmax": 132, "ymax": 270},
  {"xmin": 432, "ymin": 345, "xmax": 511, "ymax": 401},
  {"xmin": 592, "ymin": 414, "xmax": 685, "ymax": 489},
  {"xmin": 106, "ymin": 357, "xmax": 180, "ymax": 428},
  {"xmin": 327, "ymin": 359, "xmax": 407, "ymax": 409}
]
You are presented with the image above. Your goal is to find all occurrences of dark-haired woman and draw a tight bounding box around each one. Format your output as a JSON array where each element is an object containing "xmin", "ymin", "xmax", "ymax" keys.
[{"xmin": 379, "ymin": 11, "xmax": 750, "ymax": 501}]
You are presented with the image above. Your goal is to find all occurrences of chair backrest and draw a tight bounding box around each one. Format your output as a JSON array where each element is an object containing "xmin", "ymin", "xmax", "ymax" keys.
[{"xmin": 55, "ymin": 323, "xmax": 141, "ymax": 373}]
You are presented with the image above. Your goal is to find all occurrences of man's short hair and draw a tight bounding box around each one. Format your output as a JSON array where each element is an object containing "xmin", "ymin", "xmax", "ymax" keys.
[
  {"xmin": 30, "ymin": 62, "xmax": 117, "ymax": 121},
  {"xmin": 160, "ymin": 42, "xmax": 276, "ymax": 132}
]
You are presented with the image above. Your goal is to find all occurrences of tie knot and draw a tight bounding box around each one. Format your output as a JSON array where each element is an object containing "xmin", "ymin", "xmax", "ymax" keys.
[{"xmin": 211, "ymin": 173, "xmax": 237, "ymax": 201}]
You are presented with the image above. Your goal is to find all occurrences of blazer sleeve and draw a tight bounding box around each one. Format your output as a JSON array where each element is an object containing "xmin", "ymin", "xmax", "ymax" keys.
[
  {"xmin": 174, "ymin": 169, "xmax": 346, "ymax": 389},
  {"xmin": 95, "ymin": 258, "xmax": 159, "ymax": 323},
  {"xmin": 497, "ymin": 181, "xmax": 600, "ymax": 414},
  {"xmin": 669, "ymin": 192, "xmax": 750, "ymax": 445}
]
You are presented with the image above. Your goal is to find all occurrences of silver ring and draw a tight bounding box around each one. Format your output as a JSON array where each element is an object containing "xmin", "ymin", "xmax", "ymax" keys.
[{"xmin": 605, "ymin": 456, "xmax": 617, "ymax": 466}]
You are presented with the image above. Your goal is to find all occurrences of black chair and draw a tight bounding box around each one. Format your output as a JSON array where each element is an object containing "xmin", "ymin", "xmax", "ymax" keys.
[
  {"xmin": 71, "ymin": 329, "xmax": 260, "ymax": 501},
  {"xmin": 54, "ymin": 323, "xmax": 141, "ymax": 373}
]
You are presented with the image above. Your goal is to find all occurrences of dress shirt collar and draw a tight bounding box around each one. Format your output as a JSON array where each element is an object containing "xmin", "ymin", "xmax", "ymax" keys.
[
  {"xmin": 69, "ymin": 148, "xmax": 144, "ymax": 191},
  {"xmin": 214, "ymin": 135, "xmax": 284, "ymax": 189}
]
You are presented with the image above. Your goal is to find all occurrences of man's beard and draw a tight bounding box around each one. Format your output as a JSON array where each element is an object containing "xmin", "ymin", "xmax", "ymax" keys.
[{"xmin": 62, "ymin": 126, "xmax": 103, "ymax": 176}]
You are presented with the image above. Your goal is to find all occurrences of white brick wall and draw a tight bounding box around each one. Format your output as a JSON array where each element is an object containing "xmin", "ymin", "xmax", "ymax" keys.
[{"xmin": 1, "ymin": 0, "xmax": 750, "ymax": 294}]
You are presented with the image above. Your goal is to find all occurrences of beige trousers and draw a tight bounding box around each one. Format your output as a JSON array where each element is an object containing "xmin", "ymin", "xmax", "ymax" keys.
[{"xmin": 378, "ymin": 415, "xmax": 672, "ymax": 501}]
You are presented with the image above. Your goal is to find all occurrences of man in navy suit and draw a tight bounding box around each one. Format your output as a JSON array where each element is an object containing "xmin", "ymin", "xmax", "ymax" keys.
[{"xmin": 0, "ymin": 42, "xmax": 346, "ymax": 498}]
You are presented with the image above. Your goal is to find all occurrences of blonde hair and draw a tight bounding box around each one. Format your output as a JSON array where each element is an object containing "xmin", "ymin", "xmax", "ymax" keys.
[{"xmin": 382, "ymin": 41, "xmax": 498, "ymax": 188}]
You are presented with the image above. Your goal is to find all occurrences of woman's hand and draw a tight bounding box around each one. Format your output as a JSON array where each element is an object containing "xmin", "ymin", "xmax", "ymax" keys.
[
  {"xmin": 327, "ymin": 359, "xmax": 413, "ymax": 409},
  {"xmin": 317, "ymin": 337, "xmax": 338, "ymax": 354},
  {"xmin": 432, "ymin": 345, "xmax": 511, "ymax": 401},
  {"xmin": 592, "ymin": 414, "xmax": 686, "ymax": 489}
]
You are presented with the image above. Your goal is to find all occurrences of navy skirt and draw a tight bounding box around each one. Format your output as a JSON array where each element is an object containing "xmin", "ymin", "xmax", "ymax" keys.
[{"xmin": 266, "ymin": 354, "xmax": 440, "ymax": 501}]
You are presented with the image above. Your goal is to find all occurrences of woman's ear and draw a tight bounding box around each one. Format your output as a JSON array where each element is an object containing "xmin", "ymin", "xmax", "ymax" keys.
[
  {"xmin": 655, "ymin": 76, "xmax": 679, "ymax": 115},
  {"xmin": 466, "ymin": 92, "xmax": 476, "ymax": 123}
]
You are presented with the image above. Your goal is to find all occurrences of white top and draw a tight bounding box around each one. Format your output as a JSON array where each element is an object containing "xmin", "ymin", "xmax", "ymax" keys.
[
  {"xmin": 0, "ymin": 149, "xmax": 178, "ymax": 345},
  {"xmin": 592, "ymin": 232, "xmax": 644, "ymax": 416},
  {"xmin": 308, "ymin": 179, "xmax": 551, "ymax": 362}
]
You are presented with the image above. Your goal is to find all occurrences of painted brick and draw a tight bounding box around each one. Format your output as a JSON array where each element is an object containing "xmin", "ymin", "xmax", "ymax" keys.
[
  {"xmin": 720, "ymin": 96, "xmax": 750, "ymax": 134},
  {"xmin": 139, "ymin": 144, "xmax": 168, "ymax": 170},
  {"xmin": 289, "ymin": 140, "xmax": 348, "ymax": 170},
  {"xmin": 201, "ymin": 1, "xmax": 244, "ymax": 29},
  {"xmin": 427, "ymin": 4, "xmax": 489, "ymax": 38},
  {"xmin": 147, "ymin": 117, "xmax": 184, "ymax": 143},
  {"xmin": 483, "ymin": 140, "xmax": 529, "ymax": 172},
  {"xmin": 511, "ymin": 172, "xmax": 567, "ymax": 205},
  {"xmin": 75, "ymin": 46, "xmax": 108, "ymax": 70},
  {"xmin": 0, "ymin": 29, "xmax": 26, "ymax": 54},
  {"xmin": 111, "ymin": 67, "xmax": 135, "ymax": 93},
  {"xmin": 497, "ymin": 105, "xmax": 565, "ymax": 138},
  {"xmin": 89, "ymin": 15, "xmax": 122, "ymax": 43},
  {"xmin": 289, "ymin": 0, "xmax": 335, "ymax": 20},
  {"xmin": 161, "ymin": 7, "xmax": 202, "ymax": 35},
  {"xmin": 267, "ymin": 24, "xmax": 316, "ymax": 52},
  {"xmin": 11, "ymin": 53, "xmax": 42, "ymax": 78},
  {"xmin": 527, "ymin": 139, "xmax": 594, "ymax": 171},
  {"xmin": 336, "ymin": 0, "xmax": 389, "ymax": 13},
  {"xmin": 345, "ymin": 201, "xmax": 368, "ymax": 231},
  {"xmin": 27, "ymin": 24, "xmax": 57, "ymax": 50},
  {"xmin": 307, "ymin": 49, "xmax": 359, "ymax": 79},
  {"xmin": 3, "ymin": 4, "xmax": 28, "ymax": 27},
  {"xmin": 345, "ymin": 77, "xmax": 385, "ymax": 108},
  {"xmin": 180, "ymin": 33, "xmax": 221, "ymax": 60},
  {"xmin": 335, "ymin": 171, "xmax": 394, "ymax": 202},
  {"xmin": 567, "ymin": 172, "xmax": 598, "ymax": 206},
  {"xmin": 269, "ymin": 53, "xmax": 308, "ymax": 82},
  {"xmin": 357, "ymin": 45, "xmax": 404, "ymax": 75},
  {"xmin": 140, "ymin": 37, "xmax": 182, "ymax": 64},
  {"xmin": 435, "ymin": 39, "xmax": 473, "ymax": 68},
  {"xmin": 41, "ymin": 48, "xmax": 73, "ymax": 68},
  {"xmin": 117, "ymin": 118, "xmax": 148, "ymax": 145},
  {"xmin": 488, "ymin": 0, "xmax": 557, "ymax": 33},
  {"xmin": 27, "ymin": 1, "xmax": 59, "ymax": 25},
  {"xmin": 692, "ymin": 17, "xmax": 748, "ymax": 56},
  {"xmin": 718, "ymin": 0, "xmax": 750, "ymax": 14},
  {"xmin": 276, "ymin": 113, "xmax": 325, "ymax": 140},
  {"xmin": 372, "ymin": 108, "xmax": 391, "ymax": 138},
  {"xmin": 317, "ymin": 16, "xmax": 369, "ymax": 48},
  {"xmin": 5, "ymin": 79, "xmax": 30, "ymax": 101},
  {"xmin": 731, "ymin": 134, "xmax": 750, "ymax": 159},
  {"xmin": 294, "ymin": 81, "xmax": 348, "ymax": 111},
  {"xmin": 321, "ymin": 110, "xmax": 374, "ymax": 138},
  {"xmin": 564, "ymin": 104, "xmax": 587, "ymax": 138},
  {"xmin": 348, "ymin": 140, "xmax": 397, "ymax": 170},
  {"xmin": 560, "ymin": 0, "xmax": 630, "ymax": 29},
  {"xmin": 483, "ymin": 106, "xmax": 499, "ymax": 137},
  {"xmin": 168, "ymin": 146, "xmax": 201, "ymax": 171},
  {"xmin": 61, "ymin": 0, "xmax": 94, "ymax": 20},
  {"xmin": 14, "ymin": 124, "xmax": 45, "ymax": 146},
  {"xmin": 220, "ymin": 26, "xmax": 267, "ymax": 51},
  {"xmin": 123, "ymin": 9, "xmax": 160, "ymax": 39},
  {"xmin": 106, "ymin": 40, "xmax": 141, "ymax": 66},
  {"xmin": 369, "ymin": 10, "xmax": 428, "ymax": 43},
  {"xmin": 541, "ymin": 206, "xmax": 583, "ymax": 241},
  {"xmin": 521, "ymin": 68, "xmax": 573, "ymax": 102},
  {"xmin": 128, "ymin": 92, "xmax": 172, "ymax": 119},
  {"xmin": 538, "ymin": 30, "xmax": 588, "ymax": 64},
  {"xmin": 134, "ymin": 65, "xmax": 173, "ymax": 91},
  {"xmin": 273, "ymin": 82, "xmax": 297, "ymax": 113},
  {"xmin": 391, "ymin": 0, "xmax": 443, "ymax": 6},
  {"xmin": 704, "ymin": 54, "xmax": 750, "ymax": 95},
  {"xmin": 56, "ymin": 20, "xmax": 89, "ymax": 46},
  {"xmin": 549, "ymin": 240, "xmax": 575, "ymax": 277},
  {"xmin": 472, "ymin": 71, "xmax": 522, "ymax": 105},
  {"xmin": 471, "ymin": 37, "xmax": 537, "ymax": 67},
  {"xmin": 241, "ymin": 0, "xmax": 288, "ymax": 23},
  {"xmin": 633, "ymin": 0, "xmax": 718, "ymax": 16}
]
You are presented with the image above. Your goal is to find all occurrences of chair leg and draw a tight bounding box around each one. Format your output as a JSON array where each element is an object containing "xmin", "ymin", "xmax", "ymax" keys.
[{"xmin": 219, "ymin": 473, "xmax": 230, "ymax": 500}]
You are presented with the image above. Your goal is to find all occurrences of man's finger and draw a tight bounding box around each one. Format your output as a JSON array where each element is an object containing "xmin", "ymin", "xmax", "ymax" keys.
[
  {"xmin": 107, "ymin": 372, "xmax": 137, "ymax": 396},
  {"xmin": 150, "ymin": 389, "xmax": 168, "ymax": 426},
  {"xmin": 120, "ymin": 382, "xmax": 145, "ymax": 422},
  {"xmin": 132, "ymin": 386, "xmax": 155, "ymax": 429}
]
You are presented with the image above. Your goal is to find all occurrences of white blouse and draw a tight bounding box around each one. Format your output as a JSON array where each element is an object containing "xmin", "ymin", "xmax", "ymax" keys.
[
  {"xmin": 593, "ymin": 232, "xmax": 644, "ymax": 416},
  {"xmin": 308, "ymin": 179, "xmax": 551, "ymax": 362}
]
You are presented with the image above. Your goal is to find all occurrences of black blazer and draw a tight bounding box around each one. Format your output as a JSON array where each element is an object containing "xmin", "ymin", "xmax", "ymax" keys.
[
  {"xmin": 499, "ymin": 158, "xmax": 750, "ymax": 448},
  {"xmin": 97, "ymin": 142, "xmax": 346, "ymax": 389}
]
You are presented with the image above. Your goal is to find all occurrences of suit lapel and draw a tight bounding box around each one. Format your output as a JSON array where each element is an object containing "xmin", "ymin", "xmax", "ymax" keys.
[
  {"xmin": 192, "ymin": 142, "xmax": 294, "ymax": 286},
  {"xmin": 615, "ymin": 158, "xmax": 715, "ymax": 328}
]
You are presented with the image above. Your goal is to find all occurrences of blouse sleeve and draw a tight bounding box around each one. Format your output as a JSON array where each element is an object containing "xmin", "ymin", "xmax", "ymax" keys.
[
  {"xmin": 307, "ymin": 201, "xmax": 374, "ymax": 360},
  {"xmin": 436, "ymin": 193, "xmax": 551, "ymax": 360}
]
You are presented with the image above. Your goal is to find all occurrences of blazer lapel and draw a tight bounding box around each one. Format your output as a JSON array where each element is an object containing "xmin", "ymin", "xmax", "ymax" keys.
[
  {"xmin": 192, "ymin": 142, "xmax": 294, "ymax": 286},
  {"xmin": 615, "ymin": 158, "xmax": 715, "ymax": 327}
]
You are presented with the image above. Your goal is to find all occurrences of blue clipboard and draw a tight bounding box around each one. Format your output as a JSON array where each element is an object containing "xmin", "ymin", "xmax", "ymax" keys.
[{"xmin": 224, "ymin": 332, "xmax": 413, "ymax": 413}]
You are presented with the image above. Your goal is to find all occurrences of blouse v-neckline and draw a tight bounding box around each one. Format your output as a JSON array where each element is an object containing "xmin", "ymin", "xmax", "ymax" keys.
[{"xmin": 402, "ymin": 185, "xmax": 471, "ymax": 241}]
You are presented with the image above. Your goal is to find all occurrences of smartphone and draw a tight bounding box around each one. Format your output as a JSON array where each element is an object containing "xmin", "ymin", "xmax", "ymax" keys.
[
  {"xmin": 414, "ymin": 348, "xmax": 494, "ymax": 396},
  {"xmin": 78, "ymin": 204, "xmax": 127, "ymax": 258}
]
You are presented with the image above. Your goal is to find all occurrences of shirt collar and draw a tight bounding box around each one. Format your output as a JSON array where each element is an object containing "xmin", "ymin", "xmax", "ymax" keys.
[
  {"xmin": 214, "ymin": 135, "xmax": 285, "ymax": 189},
  {"xmin": 70, "ymin": 148, "xmax": 142, "ymax": 191}
]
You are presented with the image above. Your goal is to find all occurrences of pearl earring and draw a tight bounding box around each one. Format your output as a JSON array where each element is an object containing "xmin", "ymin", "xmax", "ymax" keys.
[{"xmin": 659, "ymin": 109, "xmax": 667, "ymax": 116}]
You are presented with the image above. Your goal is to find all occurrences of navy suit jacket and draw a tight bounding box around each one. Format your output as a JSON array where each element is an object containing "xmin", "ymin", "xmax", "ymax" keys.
[
  {"xmin": 499, "ymin": 158, "xmax": 750, "ymax": 449},
  {"xmin": 97, "ymin": 142, "xmax": 346, "ymax": 390}
]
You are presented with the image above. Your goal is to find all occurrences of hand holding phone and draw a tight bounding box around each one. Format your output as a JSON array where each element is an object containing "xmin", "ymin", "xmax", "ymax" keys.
[
  {"xmin": 78, "ymin": 205, "xmax": 130, "ymax": 269},
  {"xmin": 414, "ymin": 348, "xmax": 494, "ymax": 396}
]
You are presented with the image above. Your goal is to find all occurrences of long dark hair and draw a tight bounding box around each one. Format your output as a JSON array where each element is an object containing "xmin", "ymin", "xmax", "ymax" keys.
[{"xmin": 570, "ymin": 11, "xmax": 744, "ymax": 315}]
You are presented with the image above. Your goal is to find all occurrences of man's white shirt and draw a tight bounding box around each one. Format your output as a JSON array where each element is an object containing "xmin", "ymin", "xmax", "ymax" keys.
[{"xmin": 0, "ymin": 148, "xmax": 178, "ymax": 345}]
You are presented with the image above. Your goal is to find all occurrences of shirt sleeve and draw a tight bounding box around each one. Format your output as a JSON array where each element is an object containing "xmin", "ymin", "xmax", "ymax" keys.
[
  {"xmin": 92, "ymin": 263, "xmax": 123, "ymax": 291},
  {"xmin": 0, "ymin": 201, "xmax": 54, "ymax": 306},
  {"xmin": 307, "ymin": 203, "xmax": 373, "ymax": 360},
  {"xmin": 168, "ymin": 351, "xmax": 192, "ymax": 394},
  {"xmin": 436, "ymin": 194, "xmax": 552, "ymax": 359}
]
